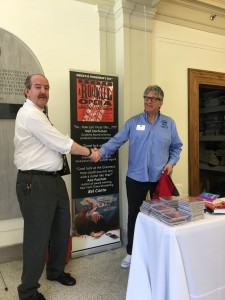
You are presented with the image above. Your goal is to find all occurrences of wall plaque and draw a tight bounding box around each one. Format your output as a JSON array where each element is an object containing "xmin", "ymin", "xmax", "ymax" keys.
[{"xmin": 0, "ymin": 28, "xmax": 43, "ymax": 220}]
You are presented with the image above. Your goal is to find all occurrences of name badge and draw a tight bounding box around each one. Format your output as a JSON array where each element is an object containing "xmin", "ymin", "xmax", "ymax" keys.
[{"xmin": 136, "ymin": 125, "xmax": 145, "ymax": 131}]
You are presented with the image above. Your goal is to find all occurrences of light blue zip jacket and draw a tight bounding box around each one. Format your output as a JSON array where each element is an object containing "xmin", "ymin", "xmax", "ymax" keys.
[{"xmin": 99, "ymin": 112, "xmax": 183, "ymax": 182}]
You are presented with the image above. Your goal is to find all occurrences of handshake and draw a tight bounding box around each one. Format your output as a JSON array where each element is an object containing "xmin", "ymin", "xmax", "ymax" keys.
[{"xmin": 89, "ymin": 148, "xmax": 102, "ymax": 163}]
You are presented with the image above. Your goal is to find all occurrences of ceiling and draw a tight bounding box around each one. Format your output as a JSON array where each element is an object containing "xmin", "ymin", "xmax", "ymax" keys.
[
  {"xmin": 80, "ymin": 0, "xmax": 225, "ymax": 11},
  {"xmin": 77, "ymin": 0, "xmax": 225, "ymax": 35},
  {"xmin": 152, "ymin": 0, "xmax": 225, "ymax": 35}
]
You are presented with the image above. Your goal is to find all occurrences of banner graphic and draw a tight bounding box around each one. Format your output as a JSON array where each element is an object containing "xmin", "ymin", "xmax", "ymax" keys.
[{"xmin": 70, "ymin": 71, "xmax": 120, "ymax": 256}]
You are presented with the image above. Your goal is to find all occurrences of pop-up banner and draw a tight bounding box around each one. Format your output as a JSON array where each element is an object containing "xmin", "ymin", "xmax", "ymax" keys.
[{"xmin": 70, "ymin": 71, "xmax": 121, "ymax": 257}]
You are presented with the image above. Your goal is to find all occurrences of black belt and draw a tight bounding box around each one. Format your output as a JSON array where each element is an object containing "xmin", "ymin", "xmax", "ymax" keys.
[{"xmin": 19, "ymin": 170, "xmax": 59, "ymax": 176}]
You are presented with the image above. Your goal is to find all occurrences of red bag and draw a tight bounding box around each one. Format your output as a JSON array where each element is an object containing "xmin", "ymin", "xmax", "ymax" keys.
[
  {"xmin": 152, "ymin": 172, "xmax": 179, "ymax": 199},
  {"xmin": 45, "ymin": 236, "xmax": 72, "ymax": 264}
]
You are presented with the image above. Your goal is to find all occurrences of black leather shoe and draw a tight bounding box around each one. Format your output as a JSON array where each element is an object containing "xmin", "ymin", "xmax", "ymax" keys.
[
  {"xmin": 48, "ymin": 272, "xmax": 76, "ymax": 286},
  {"xmin": 24, "ymin": 292, "xmax": 46, "ymax": 300}
]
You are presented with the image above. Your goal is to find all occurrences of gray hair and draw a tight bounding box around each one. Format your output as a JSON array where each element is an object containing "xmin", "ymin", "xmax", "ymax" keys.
[{"xmin": 143, "ymin": 85, "xmax": 164, "ymax": 100}]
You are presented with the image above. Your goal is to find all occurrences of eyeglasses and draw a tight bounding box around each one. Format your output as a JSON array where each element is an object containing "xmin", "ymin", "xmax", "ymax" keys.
[{"xmin": 143, "ymin": 96, "xmax": 161, "ymax": 103}]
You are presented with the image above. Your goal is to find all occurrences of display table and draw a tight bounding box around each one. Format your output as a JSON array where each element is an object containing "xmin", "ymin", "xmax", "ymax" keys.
[{"xmin": 126, "ymin": 212, "xmax": 225, "ymax": 300}]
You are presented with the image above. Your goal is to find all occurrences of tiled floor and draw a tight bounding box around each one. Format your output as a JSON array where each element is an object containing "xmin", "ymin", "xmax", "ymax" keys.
[{"xmin": 0, "ymin": 247, "xmax": 129, "ymax": 300}]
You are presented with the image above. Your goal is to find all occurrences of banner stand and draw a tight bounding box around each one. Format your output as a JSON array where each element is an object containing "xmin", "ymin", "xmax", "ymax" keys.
[{"xmin": 70, "ymin": 70, "xmax": 120, "ymax": 257}]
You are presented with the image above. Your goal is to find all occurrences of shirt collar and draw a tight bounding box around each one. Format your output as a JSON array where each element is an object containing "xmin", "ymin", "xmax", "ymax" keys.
[
  {"xmin": 25, "ymin": 98, "xmax": 44, "ymax": 112},
  {"xmin": 143, "ymin": 111, "xmax": 161, "ymax": 122}
]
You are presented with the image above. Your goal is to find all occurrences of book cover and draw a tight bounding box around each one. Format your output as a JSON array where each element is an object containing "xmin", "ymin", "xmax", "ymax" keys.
[{"xmin": 196, "ymin": 192, "xmax": 220, "ymax": 202}]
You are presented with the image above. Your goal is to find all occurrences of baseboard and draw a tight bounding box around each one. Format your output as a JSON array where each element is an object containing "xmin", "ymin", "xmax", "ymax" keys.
[
  {"xmin": 0, "ymin": 244, "xmax": 23, "ymax": 264},
  {"xmin": 0, "ymin": 229, "xmax": 127, "ymax": 264}
]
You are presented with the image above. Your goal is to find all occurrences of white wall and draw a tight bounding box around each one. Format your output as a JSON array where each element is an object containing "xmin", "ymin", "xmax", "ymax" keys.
[
  {"xmin": 151, "ymin": 20, "xmax": 225, "ymax": 195},
  {"xmin": 1, "ymin": 0, "xmax": 225, "ymax": 247},
  {"xmin": 0, "ymin": 0, "xmax": 100, "ymax": 247}
]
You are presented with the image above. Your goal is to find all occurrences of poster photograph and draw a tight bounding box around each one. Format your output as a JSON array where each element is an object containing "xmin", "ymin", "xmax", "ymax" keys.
[{"xmin": 70, "ymin": 70, "xmax": 120, "ymax": 256}]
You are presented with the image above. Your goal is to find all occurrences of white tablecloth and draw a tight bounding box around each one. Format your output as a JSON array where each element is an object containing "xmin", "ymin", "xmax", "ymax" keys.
[{"xmin": 126, "ymin": 212, "xmax": 225, "ymax": 300}]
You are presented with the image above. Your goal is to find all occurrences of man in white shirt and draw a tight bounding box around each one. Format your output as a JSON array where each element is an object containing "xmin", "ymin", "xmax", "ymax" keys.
[{"xmin": 14, "ymin": 74, "xmax": 98, "ymax": 300}]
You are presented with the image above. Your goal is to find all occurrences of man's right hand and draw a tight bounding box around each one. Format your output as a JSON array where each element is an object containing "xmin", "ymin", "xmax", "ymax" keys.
[{"xmin": 90, "ymin": 148, "xmax": 102, "ymax": 162}]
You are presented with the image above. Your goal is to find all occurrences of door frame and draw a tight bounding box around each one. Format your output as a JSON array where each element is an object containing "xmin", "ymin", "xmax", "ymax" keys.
[{"xmin": 188, "ymin": 68, "xmax": 225, "ymax": 195}]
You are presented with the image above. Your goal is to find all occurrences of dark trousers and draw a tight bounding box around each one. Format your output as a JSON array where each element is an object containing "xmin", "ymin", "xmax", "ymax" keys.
[
  {"xmin": 16, "ymin": 172, "xmax": 70, "ymax": 300},
  {"xmin": 126, "ymin": 176, "xmax": 158, "ymax": 255}
]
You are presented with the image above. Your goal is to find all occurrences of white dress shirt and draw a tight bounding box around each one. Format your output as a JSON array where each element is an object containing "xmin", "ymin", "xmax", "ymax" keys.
[{"xmin": 14, "ymin": 99, "xmax": 73, "ymax": 171}]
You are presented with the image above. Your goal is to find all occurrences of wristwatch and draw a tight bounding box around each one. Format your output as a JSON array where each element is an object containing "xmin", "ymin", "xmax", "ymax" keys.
[{"xmin": 86, "ymin": 148, "xmax": 92, "ymax": 157}]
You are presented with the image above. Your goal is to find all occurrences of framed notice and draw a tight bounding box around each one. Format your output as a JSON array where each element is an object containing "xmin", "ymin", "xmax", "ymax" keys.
[{"xmin": 70, "ymin": 70, "xmax": 121, "ymax": 257}]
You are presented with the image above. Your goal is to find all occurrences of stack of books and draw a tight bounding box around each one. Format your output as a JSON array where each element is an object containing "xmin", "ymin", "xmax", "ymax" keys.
[
  {"xmin": 178, "ymin": 196, "xmax": 205, "ymax": 221},
  {"xmin": 205, "ymin": 201, "xmax": 225, "ymax": 214},
  {"xmin": 196, "ymin": 192, "xmax": 225, "ymax": 214}
]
